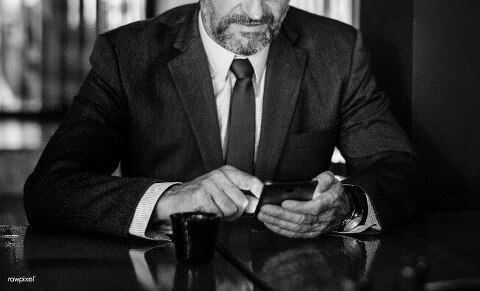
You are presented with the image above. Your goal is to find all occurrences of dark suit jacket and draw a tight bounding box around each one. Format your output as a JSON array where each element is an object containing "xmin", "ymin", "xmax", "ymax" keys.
[{"xmin": 24, "ymin": 4, "xmax": 423, "ymax": 237}]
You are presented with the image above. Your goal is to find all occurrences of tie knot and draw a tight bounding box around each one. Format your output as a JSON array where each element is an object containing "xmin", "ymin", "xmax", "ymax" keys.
[{"xmin": 230, "ymin": 59, "xmax": 254, "ymax": 79}]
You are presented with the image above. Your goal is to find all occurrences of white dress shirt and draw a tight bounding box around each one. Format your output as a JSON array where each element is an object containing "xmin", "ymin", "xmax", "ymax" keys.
[{"xmin": 128, "ymin": 13, "xmax": 380, "ymax": 240}]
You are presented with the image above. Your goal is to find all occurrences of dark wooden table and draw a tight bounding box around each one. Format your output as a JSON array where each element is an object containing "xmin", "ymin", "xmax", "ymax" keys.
[
  {"xmin": 217, "ymin": 212, "xmax": 480, "ymax": 290},
  {"xmin": 1, "ymin": 212, "xmax": 480, "ymax": 290},
  {"xmin": 0, "ymin": 226, "xmax": 252, "ymax": 290}
]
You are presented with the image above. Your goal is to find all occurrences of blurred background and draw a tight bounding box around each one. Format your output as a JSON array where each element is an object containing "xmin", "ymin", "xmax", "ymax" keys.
[{"xmin": 1, "ymin": 0, "xmax": 480, "ymax": 225}]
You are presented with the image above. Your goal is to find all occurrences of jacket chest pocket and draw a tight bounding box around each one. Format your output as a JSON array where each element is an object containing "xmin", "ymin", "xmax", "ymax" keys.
[{"xmin": 274, "ymin": 130, "xmax": 337, "ymax": 181}]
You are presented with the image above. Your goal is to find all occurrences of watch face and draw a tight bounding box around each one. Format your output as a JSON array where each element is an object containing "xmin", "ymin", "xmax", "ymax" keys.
[
  {"xmin": 335, "ymin": 184, "xmax": 366, "ymax": 232},
  {"xmin": 343, "ymin": 184, "xmax": 366, "ymax": 217},
  {"xmin": 344, "ymin": 215, "xmax": 363, "ymax": 232}
]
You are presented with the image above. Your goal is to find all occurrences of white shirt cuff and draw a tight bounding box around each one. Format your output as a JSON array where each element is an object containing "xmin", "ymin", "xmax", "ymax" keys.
[{"xmin": 128, "ymin": 182, "xmax": 179, "ymax": 240}]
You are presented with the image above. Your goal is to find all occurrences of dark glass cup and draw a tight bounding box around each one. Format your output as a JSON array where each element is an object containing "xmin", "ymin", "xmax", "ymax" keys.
[{"xmin": 170, "ymin": 212, "xmax": 220, "ymax": 265}]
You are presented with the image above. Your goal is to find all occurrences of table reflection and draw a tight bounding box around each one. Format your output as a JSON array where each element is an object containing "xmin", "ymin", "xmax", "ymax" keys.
[
  {"xmin": 0, "ymin": 226, "xmax": 253, "ymax": 290},
  {"xmin": 249, "ymin": 235, "xmax": 376, "ymax": 290},
  {"xmin": 219, "ymin": 214, "xmax": 480, "ymax": 291},
  {"xmin": 130, "ymin": 244, "xmax": 253, "ymax": 290},
  {"xmin": 218, "ymin": 217, "xmax": 380, "ymax": 291}
]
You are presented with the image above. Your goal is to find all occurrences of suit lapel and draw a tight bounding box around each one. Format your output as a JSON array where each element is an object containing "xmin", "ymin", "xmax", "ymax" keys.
[
  {"xmin": 255, "ymin": 32, "xmax": 308, "ymax": 181},
  {"xmin": 167, "ymin": 8, "xmax": 224, "ymax": 172},
  {"xmin": 165, "ymin": 5, "xmax": 307, "ymax": 178}
]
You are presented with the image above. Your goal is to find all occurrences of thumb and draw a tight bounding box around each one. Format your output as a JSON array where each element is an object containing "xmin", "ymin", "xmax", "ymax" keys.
[
  {"xmin": 313, "ymin": 171, "xmax": 337, "ymax": 193},
  {"xmin": 245, "ymin": 196, "xmax": 259, "ymax": 213}
]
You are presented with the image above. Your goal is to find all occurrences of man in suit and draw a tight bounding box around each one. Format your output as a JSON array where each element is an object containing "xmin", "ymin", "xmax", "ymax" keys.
[{"xmin": 24, "ymin": 0, "xmax": 422, "ymax": 240}]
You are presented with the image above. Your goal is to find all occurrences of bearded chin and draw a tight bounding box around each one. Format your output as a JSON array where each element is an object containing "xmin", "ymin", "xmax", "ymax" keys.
[
  {"xmin": 200, "ymin": 0, "xmax": 288, "ymax": 56},
  {"xmin": 213, "ymin": 23, "xmax": 281, "ymax": 56}
]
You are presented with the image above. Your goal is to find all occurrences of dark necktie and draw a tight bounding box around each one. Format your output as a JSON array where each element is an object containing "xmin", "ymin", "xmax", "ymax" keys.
[{"xmin": 226, "ymin": 59, "xmax": 256, "ymax": 174}]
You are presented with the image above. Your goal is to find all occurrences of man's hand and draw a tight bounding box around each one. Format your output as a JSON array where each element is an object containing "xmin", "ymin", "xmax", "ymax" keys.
[
  {"xmin": 153, "ymin": 165, "xmax": 263, "ymax": 221},
  {"xmin": 257, "ymin": 171, "xmax": 351, "ymax": 238}
]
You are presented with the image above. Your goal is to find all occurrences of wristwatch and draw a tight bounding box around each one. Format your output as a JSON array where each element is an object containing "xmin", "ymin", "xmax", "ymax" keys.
[{"xmin": 334, "ymin": 184, "xmax": 367, "ymax": 232}]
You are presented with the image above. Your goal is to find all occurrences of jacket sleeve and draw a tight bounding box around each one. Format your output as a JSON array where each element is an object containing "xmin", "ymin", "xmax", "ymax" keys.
[
  {"xmin": 338, "ymin": 31, "xmax": 425, "ymax": 230},
  {"xmin": 24, "ymin": 34, "xmax": 163, "ymax": 237}
]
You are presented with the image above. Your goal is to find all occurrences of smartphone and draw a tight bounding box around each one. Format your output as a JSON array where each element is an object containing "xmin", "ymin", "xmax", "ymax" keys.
[{"xmin": 251, "ymin": 180, "xmax": 318, "ymax": 232}]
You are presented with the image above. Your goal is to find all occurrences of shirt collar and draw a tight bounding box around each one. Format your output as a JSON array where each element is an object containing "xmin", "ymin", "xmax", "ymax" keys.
[{"xmin": 198, "ymin": 11, "xmax": 269, "ymax": 82}]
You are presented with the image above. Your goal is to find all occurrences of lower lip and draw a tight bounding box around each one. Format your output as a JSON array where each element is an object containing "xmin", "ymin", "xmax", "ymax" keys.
[{"xmin": 232, "ymin": 23, "xmax": 267, "ymax": 32}]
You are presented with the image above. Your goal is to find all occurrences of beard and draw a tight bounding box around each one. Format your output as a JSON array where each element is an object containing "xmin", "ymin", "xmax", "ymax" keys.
[{"xmin": 201, "ymin": 2, "xmax": 288, "ymax": 56}]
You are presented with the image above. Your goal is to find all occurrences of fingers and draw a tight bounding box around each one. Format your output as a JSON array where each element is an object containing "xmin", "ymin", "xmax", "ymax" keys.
[
  {"xmin": 197, "ymin": 196, "xmax": 223, "ymax": 216},
  {"xmin": 281, "ymin": 179, "xmax": 344, "ymax": 215},
  {"xmin": 199, "ymin": 179, "xmax": 238, "ymax": 219},
  {"xmin": 257, "ymin": 175, "xmax": 349, "ymax": 238},
  {"xmin": 258, "ymin": 211, "xmax": 318, "ymax": 233},
  {"xmin": 280, "ymin": 199, "xmax": 339, "ymax": 224},
  {"xmin": 252, "ymin": 171, "xmax": 351, "ymax": 239},
  {"xmin": 189, "ymin": 166, "xmax": 263, "ymax": 219},
  {"xmin": 258, "ymin": 204, "xmax": 329, "ymax": 231},
  {"xmin": 281, "ymin": 199, "xmax": 324, "ymax": 216},
  {"xmin": 220, "ymin": 165, "xmax": 264, "ymax": 198},
  {"xmin": 206, "ymin": 169, "xmax": 249, "ymax": 218},
  {"xmin": 258, "ymin": 207, "xmax": 333, "ymax": 238},
  {"xmin": 260, "ymin": 211, "xmax": 325, "ymax": 238},
  {"xmin": 260, "ymin": 204, "xmax": 316, "ymax": 225},
  {"xmin": 157, "ymin": 184, "xmax": 223, "ymax": 219}
]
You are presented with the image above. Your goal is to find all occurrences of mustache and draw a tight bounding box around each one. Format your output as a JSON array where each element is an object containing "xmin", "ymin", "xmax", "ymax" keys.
[{"xmin": 222, "ymin": 13, "xmax": 274, "ymax": 26}]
